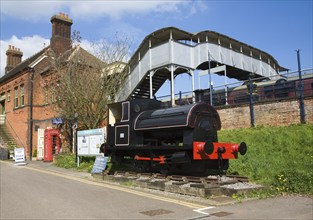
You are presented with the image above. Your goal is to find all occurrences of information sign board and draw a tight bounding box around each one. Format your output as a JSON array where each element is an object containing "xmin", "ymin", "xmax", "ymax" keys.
[
  {"xmin": 77, "ymin": 128, "xmax": 105, "ymax": 156},
  {"xmin": 91, "ymin": 155, "xmax": 108, "ymax": 174},
  {"xmin": 14, "ymin": 148, "xmax": 25, "ymax": 163},
  {"xmin": 52, "ymin": 118, "xmax": 64, "ymax": 125}
]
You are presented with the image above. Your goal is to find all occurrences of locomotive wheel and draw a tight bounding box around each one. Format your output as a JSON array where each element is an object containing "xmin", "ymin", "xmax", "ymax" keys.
[
  {"xmin": 133, "ymin": 160, "xmax": 150, "ymax": 173},
  {"xmin": 159, "ymin": 165, "xmax": 170, "ymax": 176},
  {"xmin": 111, "ymin": 153, "xmax": 123, "ymax": 164}
]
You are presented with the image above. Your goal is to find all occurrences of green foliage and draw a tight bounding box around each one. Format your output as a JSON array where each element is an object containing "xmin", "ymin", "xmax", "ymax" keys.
[
  {"xmin": 233, "ymin": 188, "xmax": 278, "ymax": 201},
  {"xmin": 54, "ymin": 153, "xmax": 96, "ymax": 172},
  {"xmin": 219, "ymin": 124, "xmax": 313, "ymax": 195},
  {"xmin": 7, "ymin": 142, "xmax": 17, "ymax": 151},
  {"xmin": 33, "ymin": 149, "xmax": 37, "ymax": 158},
  {"xmin": 77, "ymin": 156, "xmax": 96, "ymax": 173},
  {"xmin": 54, "ymin": 153, "xmax": 77, "ymax": 169},
  {"xmin": 121, "ymin": 180, "xmax": 137, "ymax": 187},
  {"xmin": 108, "ymin": 158, "xmax": 134, "ymax": 173}
]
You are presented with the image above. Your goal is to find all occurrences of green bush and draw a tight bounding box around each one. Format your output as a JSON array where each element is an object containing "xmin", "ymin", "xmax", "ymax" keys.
[
  {"xmin": 54, "ymin": 153, "xmax": 97, "ymax": 172},
  {"xmin": 219, "ymin": 124, "xmax": 313, "ymax": 195},
  {"xmin": 54, "ymin": 153, "xmax": 77, "ymax": 169},
  {"xmin": 33, "ymin": 149, "xmax": 37, "ymax": 158},
  {"xmin": 77, "ymin": 156, "xmax": 96, "ymax": 173}
]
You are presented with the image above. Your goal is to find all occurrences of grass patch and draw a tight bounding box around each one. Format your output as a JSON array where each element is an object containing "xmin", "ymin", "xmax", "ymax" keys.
[
  {"xmin": 54, "ymin": 153, "xmax": 96, "ymax": 173},
  {"xmin": 219, "ymin": 124, "xmax": 313, "ymax": 195},
  {"xmin": 53, "ymin": 154, "xmax": 132, "ymax": 174}
]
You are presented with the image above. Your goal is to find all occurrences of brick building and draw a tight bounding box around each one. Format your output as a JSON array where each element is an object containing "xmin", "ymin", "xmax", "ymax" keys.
[{"xmin": 0, "ymin": 13, "xmax": 105, "ymax": 160}]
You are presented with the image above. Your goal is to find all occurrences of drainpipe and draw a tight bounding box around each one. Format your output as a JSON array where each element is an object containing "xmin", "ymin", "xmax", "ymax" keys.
[{"xmin": 28, "ymin": 67, "xmax": 34, "ymax": 160}]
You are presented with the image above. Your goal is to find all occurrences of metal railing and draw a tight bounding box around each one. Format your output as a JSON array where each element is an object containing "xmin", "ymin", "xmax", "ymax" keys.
[
  {"xmin": 0, "ymin": 114, "xmax": 5, "ymax": 125},
  {"xmin": 157, "ymin": 69, "xmax": 313, "ymax": 126}
]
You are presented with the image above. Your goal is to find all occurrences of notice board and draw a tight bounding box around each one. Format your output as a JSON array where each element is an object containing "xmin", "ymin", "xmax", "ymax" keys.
[{"xmin": 77, "ymin": 128, "xmax": 105, "ymax": 156}]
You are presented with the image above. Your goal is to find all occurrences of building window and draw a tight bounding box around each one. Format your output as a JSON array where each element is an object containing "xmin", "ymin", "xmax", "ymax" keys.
[
  {"xmin": 44, "ymin": 88, "xmax": 48, "ymax": 104},
  {"xmin": 14, "ymin": 87, "xmax": 18, "ymax": 108},
  {"xmin": 56, "ymin": 80, "xmax": 61, "ymax": 102},
  {"xmin": 7, "ymin": 90, "xmax": 10, "ymax": 102},
  {"xmin": 20, "ymin": 85, "xmax": 24, "ymax": 106},
  {"xmin": 51, "ymin": 86, "xmax": 55, "ymax": 103},
  {"xmin": 0, "ymin": 93, "xmax": 5, "ymax": 102}
]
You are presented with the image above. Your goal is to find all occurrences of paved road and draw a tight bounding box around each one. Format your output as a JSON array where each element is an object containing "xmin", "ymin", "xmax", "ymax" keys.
[{"xmin": 1, "ymin": 161, "xmax": 312, "ymax": 219}]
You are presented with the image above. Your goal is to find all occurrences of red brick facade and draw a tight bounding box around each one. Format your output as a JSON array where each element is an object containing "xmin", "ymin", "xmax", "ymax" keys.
[
  {"xmin": 0, "ymin": 13, "xmax": 75, "ymax": 159},
  {"xmin": 0, "ymin": 52, "xmax": 59, "ymax": 158},
  {"xmin": 217, "ymin": 98, "xmax": 313, "ymax": 130},
  {"xmin": 0, "ymin": 70, "xmax": 30, "ymax": 148}
]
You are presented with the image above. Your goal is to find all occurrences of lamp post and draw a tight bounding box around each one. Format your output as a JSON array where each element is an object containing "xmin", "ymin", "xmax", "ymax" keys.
[
  {"xmin": 296, "ymin": 50, "xmax": 305, "ymax": 124},
  {"xmin": 248, "ymin": 73, "xmax": 255, "ymax": 127}
]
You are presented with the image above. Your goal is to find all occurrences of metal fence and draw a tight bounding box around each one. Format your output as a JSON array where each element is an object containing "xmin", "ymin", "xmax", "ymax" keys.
[{"xmin": 158, "ymin": 68, "xmax": 313, "ymax": 126}]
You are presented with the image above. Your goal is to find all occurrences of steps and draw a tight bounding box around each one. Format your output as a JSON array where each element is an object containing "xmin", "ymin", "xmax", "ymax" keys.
[
  {"xmin": 0, "ymin": 125, "xmax": 19, "ymax": 149},
  {"xmin": 131, "ymin": 71, "xmax": 170, "ymax": 99}
]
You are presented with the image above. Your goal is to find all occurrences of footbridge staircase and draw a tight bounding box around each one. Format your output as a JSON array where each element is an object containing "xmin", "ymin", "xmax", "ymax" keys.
[{"xmin": 116, "ymin": 27, "xmax": 287, "ymax": 105}]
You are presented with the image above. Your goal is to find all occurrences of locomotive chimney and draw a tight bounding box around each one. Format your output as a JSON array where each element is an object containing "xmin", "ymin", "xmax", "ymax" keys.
[
  {"xmin": 5, "ymin": 45, "xmax": 23, "ymax": 74},
  {"xmin": 50, "ymin": 12, "xmax": 73, "ymax": 56}
]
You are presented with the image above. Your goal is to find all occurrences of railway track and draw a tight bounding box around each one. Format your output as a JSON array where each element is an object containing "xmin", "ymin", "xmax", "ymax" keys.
[
  {"xmin": 107, "ymin": 171, "xmax": 248, "ymax": 186},
  {"xmin": 97, "ymin": 170, "xmax": 260, "ymax": 198}
]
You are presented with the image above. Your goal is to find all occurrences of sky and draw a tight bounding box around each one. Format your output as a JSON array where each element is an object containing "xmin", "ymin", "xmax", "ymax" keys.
[{"xmin": 0, "ymin": 0, "xmax": 312, "ymax": 96}]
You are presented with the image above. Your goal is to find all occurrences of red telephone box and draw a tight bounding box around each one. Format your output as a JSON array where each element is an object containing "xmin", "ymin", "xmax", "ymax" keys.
[{"xmin": 44, "ymin": 128, "xmax": 61, "ymax": 162}]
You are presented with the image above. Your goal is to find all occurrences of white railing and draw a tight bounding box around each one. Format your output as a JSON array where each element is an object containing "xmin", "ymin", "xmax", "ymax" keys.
[{"xmin": 0, "ymin": 114, "xmax": 5, "ymax": 125}]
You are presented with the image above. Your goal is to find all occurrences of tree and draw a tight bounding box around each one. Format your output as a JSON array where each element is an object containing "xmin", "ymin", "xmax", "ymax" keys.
[{"xmin": 51, "ymin": 32, "xmax": 132, "ymax": 132}]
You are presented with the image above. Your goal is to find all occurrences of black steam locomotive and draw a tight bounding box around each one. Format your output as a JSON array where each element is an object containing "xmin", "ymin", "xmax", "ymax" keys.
[{"xmin": 104, "ymin": 94, "xmax": 247, "ymax": 175}]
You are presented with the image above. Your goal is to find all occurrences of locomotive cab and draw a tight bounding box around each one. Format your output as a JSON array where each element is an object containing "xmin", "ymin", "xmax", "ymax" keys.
[{"xmin": 106, "ymin": 99, "xmax": 163, "ymax": 147}]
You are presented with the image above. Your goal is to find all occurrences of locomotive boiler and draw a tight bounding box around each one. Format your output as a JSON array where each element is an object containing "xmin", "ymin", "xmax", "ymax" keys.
[{"xmin": 104, "ymin": 96, "xmax": 247, "ymax": 175}]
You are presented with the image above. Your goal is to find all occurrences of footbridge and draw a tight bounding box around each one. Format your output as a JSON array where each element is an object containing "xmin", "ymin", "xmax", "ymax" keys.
[{"xmin": 116, "ymin": 27, "xmax": 287, "ymax": 105}]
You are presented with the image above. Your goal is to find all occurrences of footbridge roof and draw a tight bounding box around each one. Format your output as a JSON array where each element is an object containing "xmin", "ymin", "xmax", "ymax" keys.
[{"xmin": 116, "ymin": 27, "xmax": 287, "ymax": 102}]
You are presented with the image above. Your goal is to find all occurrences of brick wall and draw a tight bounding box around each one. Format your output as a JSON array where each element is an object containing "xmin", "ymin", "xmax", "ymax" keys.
[
  {"xmin": 31, "ymin": 58, "xmax": 60, "ymax": 156},
  {"xmin": 218, "ymin": 98, "xmax": 313, "ymax": 130},
  {"xmin": 0, "ymin": 71, "xmax": 30, "ymax": 151},
  {"xmin": 0, "ymin": 56, "xmax": 60, "ymax": 157}
]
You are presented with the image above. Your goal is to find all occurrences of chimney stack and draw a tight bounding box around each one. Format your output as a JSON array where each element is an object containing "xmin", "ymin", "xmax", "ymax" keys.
[
  {"xmin": 50, "ymin": 12, "xmax": 73, "ymax": 56},
  {"xmin": 5, "ymin": 45, "xmax": 23, "ymax": 74}
]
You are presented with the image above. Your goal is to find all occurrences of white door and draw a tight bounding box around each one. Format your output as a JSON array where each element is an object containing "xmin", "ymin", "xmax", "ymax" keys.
[{"xmin": 37, "ymin": 129, "xmax": 44, "ymax": 160}]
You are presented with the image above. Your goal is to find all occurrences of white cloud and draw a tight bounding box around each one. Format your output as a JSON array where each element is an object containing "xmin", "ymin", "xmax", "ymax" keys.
[
  {"xmin": 0, "ymin": 1, "xmax": 64, "ymax": 22},
  {"xmin": 0, "ymin": 36, "xmax": 104, "ymax": 77},
  {"xmin": 0, "ymin": 0, "xmax": 201, "ymax": 21},
  {"xmin": 0, "ymin": 35, "xmax": 49, "ymax": 77}
]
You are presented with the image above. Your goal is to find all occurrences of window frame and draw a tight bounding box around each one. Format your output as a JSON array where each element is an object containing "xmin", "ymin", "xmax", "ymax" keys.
[
  {"xmin": 14, "ymin": 87, "xmax": 18, "ymax": 108},
  {"xmin": 44, "ymin": 87, "xmax": 48, "ymax": 105},
  {"xmin": 20, "ymin": 84, "xmax": 25, "ymax": 107},
  {"xmin": 51, "ymin": 86, "xmax": 55, "ymax": 103},
  {"xmin": 7, "ymin": 90, "xmax": 11, "ymax": 102}
]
